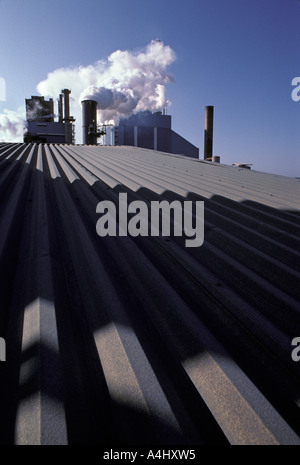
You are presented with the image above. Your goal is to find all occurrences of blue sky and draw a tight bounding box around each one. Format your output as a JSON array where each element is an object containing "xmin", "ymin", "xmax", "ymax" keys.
[{"xmin": 0, "ymin": 0, "xmax": 299, "ymax": 177}]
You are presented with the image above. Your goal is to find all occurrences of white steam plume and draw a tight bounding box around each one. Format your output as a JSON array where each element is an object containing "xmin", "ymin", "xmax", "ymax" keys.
[
  {"xmin": 0, "ymin": 109, "xmax": 26, "ymax": 142},
  {"xmin": 0, "ymin": 40, "xmax": 176, "ymax": 143},
  {"xmin": 37, "ymin": 40, "xmax": 176, "ymax": 126}
]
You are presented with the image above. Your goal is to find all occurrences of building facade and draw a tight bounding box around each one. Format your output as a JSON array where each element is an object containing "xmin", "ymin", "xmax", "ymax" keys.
[
  {"xmin": 24, "ymin": 91, "xmax": 75, "ymax": 144},
  {"xmin": 114, "ymin": 111, "xmax": 199, "ymax": 158}
]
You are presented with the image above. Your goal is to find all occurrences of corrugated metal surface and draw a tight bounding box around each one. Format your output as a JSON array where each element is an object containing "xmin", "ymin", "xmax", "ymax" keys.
[{"xmin": 0, "ymin": 142, "xmax": 300, "ymax": 446}]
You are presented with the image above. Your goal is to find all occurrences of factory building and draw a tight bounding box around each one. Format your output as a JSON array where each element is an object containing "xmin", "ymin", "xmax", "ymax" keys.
[
  {"xmin": 24, "ymin": 89, "xmax": 75, "ymax": 144},
  {"xmin": 114, "ymin": 111, "xmax": 199, "ymax": 158},
  {"xmin": 25, "ymin": 95, "xmax": 54, "ymax": 122},
  {"xmin": 81, "ymin": 99, "xmax": 199, "ymax": 158}
]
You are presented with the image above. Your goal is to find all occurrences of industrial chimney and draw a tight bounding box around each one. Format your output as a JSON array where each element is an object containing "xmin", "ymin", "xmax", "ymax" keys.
[
  {"xmin": 82, "ymin": 99, "xmax": 98, "ymax": 145},
  {"xmin": 58, "ymin": 93, "xmax": 63, "ymax": 123},
  {"xmin": 204, "ymin": 106, "xmax": 214, "ymax": 160},
  {"xmin": 62, "ymin": 89, "xmax": 71, "ymax": 121}
]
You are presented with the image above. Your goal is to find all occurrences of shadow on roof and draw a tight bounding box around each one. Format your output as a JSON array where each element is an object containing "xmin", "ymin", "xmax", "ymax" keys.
[{"xmin": 0, "ymin": 147, "xmax": 300, "ymax": 445}]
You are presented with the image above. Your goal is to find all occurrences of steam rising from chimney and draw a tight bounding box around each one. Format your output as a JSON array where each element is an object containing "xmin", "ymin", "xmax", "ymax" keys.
[
  {"xmin": 38, "ymin": 40, "xmax": 176, "ymax": 125},
  {"xmin": 25, "ymin": 99, "xmax": 44, "ymax": 121},
  {"xmin": 0, "ymin": 40, "xmax": 176, "ymax": 142}
]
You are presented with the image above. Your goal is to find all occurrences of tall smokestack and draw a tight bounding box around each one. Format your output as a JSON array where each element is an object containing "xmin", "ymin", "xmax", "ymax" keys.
[
  {"xmin": 204, "ymin": 106, "xmax": 214, "ymax": 160},
  {"xmin": 82, "ymin": 99, "xmax": 98, "ymax": 145},
  {"xmin": 62, "ymin": 88, "xmax": 71, "ymax": 121},
  {"xmin": 58, "ymin": 93, "xmax": 63, "ymax": 123}
]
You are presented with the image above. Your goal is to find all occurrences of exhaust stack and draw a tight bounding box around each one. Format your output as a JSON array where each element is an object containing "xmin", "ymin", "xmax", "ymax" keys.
[
  {"xmin": 62, "ymin": 89, "xmax": 71, "ymax": 121},
  {"xmin": 58, "ymin": 93, "xmax": 63, "ymax": 123},
  {"xmin": 204, "ymin": 106, "xmax": 214, "ymax": 160},
  {"xmin": 82, "ymin": 99, "xmax": 98, "ymax": 145}
]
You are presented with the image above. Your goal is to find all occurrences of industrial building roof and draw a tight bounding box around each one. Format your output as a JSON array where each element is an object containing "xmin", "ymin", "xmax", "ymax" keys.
[{"xmin": 0, "ymin": 142, "xmax": 300, "ymax": 446}]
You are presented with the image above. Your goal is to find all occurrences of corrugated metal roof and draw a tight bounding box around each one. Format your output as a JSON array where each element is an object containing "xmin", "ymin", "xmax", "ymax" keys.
[{"xmin": 0, "ymin": 142, "xmax": 300, "ymax": 446}]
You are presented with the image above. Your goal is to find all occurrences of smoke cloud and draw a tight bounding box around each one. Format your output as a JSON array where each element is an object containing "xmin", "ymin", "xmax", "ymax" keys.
[
  {"xmin": 25, "ymin": 99, "xmax": 44, "ymax": 121},
  {"xmin": 0, "ymin": 109, "xmax": 25, "ymax": 142},
  {"xmin": 0, "ymin": 40, "xmax": 176, "ymax": 142},
  {"xmin": 26, "ymin": 98, "xmax": 57, "ymax": 121},
  {"xmin": 37, "ymin": 40, "xmax": 176, "ymax": 125}
]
